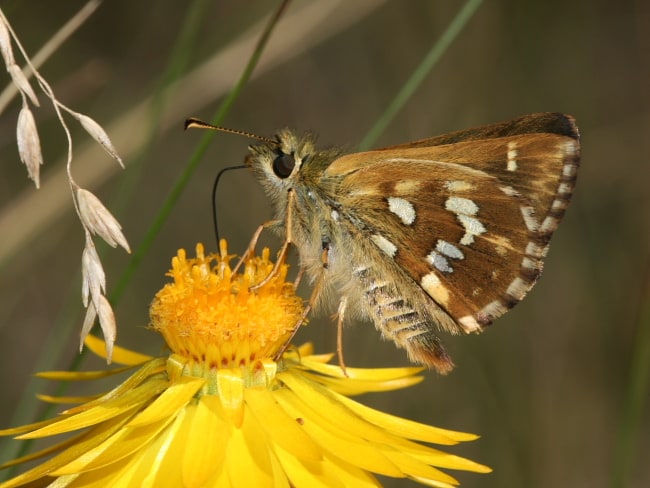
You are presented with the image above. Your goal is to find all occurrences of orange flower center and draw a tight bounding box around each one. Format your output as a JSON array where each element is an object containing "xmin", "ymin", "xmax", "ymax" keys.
[{"xmin": 150, "ymin": 241, "xmax": 304, "ymax": 376}]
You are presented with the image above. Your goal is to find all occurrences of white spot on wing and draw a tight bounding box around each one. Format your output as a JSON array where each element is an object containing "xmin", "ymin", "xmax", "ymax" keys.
[
  {"xmin": 426, "ymin": 250, "xmax": 452, "ymax": 273},
  {"xmin": 457, "ymin": 215, "xmax": 486, "ymax": 235},
  {"xmin": 540, "ymin": 215, "xmax": 559, "ymax": 234},
  {"xmin": 520, "ymin": 206, "xmax": 540, "ymax": 232},
  {"xmin": 387, "ymin": 197, "xmax": 416, "ymax": 225},
  {"xmin": 563, "ymin": 140, "xmax": 578, "ymax": 156},
  {"xmin": 551, "ymin": 199, "xmax": 567, "ymax": 211},
  {"xmin": 445, "ymin": 180, "xmax": 474, "ymax": 192},
  {"xmin": 421, "ymin": 272, "xmax": 450, "ymax": 306},
  {"xmin": 445, "ymin": 196, "xmax": 486, "ymax": 246},
  {"xmin": 445, "ymin": 197, "xmax": 479, "ymax": 215},
  {"xmin": 459, "ymin": 315, "xmax": 481, "ymax": 333},
  {"xmin": 422, "ymin": 270, "xmax": 441, "ymax": 287},
  {"xmin": 371, "ymin": 234, "xmax": 397, "ymax": 258},
  {"xmin": 457, "ymin": 215, "xmax": 486, "ymax": 245},
  {"xmin": 563, "ymin": 164, "xmax": 577, "ymax": 177},
  {"xmin": 480, "ymin": 300, "xmax": 508, "ymax": 319},
  {"xmin": 506, "ymin": 276, "xmax": 530, "ymax": 300},
  {"xmin": 436, "ymin": 239, "xmax": 464, "ymax": 260},
  {"xmin": 424, "ymin": 239, "xmax": 465, "ymax": 274},
  {"xmin": 395, "ymin": 180, "xmax": 422, "ymax": 194},
  {"xmin": 507, "ymin": 141, "xmax": 518, "ymax": 172},
  {"xmin": 525, "ymin": 241, "xmax": 544, "ymax": 257},
  {"xmin": 521, "ymin": 256, "xmax": 538, "ymax": 270}
]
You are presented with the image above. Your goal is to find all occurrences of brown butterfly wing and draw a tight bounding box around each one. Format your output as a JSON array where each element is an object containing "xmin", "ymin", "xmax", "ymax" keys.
[
  {"xmin": 378, "ymin": 112, "xmax": 579, "ymax": 149},
  {"xmin": 324, "ymin": 116, "xmax": 579, "ymax": 333}
]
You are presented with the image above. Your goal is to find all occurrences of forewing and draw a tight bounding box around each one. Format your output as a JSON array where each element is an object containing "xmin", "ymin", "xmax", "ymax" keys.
[{"xmin": 324, "ymin": 127, "xmax": 579, "ymax": 333}]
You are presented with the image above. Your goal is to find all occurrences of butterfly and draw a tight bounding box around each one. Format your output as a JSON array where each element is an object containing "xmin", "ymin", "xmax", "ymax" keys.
[{"xmin": 187, "ymin": 112, "xmax": 580, "ymax": 373}]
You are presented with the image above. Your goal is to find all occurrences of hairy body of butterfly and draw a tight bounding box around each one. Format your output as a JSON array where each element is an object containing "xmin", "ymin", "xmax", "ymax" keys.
[{"xmin": 244, "ymin": 113, "xmax": 580, "ymax": 373}]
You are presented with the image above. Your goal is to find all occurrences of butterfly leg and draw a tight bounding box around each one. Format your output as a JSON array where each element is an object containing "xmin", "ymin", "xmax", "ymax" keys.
[
  {"xmin": 335, "ymin": 295, "xmax": 349, "ymax": 376},
  {"xmin": 250, "ymin": 189, "xmax": 296, "ymax": 290},
  {"xmin": 319, "ymin": 240, "xmax": 350, "ymax": 376},
  {"xmin": 273, "ymin": 259, "xmax": 326, "ymax": 361},
  {"xmin": 232, "ymin": 218, "xmax": 281, "ymax": 275},
  {"xmin": 273, "ymin": 297, "xmax": 312, "ymax": 361},
  {"xmin": 293, "ymin": 266, "xmax": 305, "ymax": 288}
]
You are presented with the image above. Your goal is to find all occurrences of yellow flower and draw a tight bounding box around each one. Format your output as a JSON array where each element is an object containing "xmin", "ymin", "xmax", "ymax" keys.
[{"xmin": 0, "ymin": 241, "xmax": 490, "ymax": 487}]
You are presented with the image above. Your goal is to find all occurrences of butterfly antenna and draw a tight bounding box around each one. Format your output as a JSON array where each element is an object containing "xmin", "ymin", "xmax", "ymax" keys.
[
  {"xmin": 212, "ymin": 164, "xmax": 247, "ymax": 245},
  {"xmin": 185, "ymin": 117, "xmax": 273, "ymax": 245},
  {"xmin": 184, "ymin": 117, "xmax": 275, "ymax": 143}
]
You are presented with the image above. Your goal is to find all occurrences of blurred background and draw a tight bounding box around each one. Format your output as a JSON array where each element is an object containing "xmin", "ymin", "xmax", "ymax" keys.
[{"xmin": 0, "ymin": 1, "xmax": 648, "ymax": 486}]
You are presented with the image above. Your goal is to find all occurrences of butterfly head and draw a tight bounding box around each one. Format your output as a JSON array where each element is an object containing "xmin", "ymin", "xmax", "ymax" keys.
[{"xmin": 245, "ymin": 129, "xmax": 341, "ymax": 204}]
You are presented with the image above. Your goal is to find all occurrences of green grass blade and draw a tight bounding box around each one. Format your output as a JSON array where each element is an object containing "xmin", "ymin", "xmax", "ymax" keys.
[
  {"xmin": 111, "ymin": 0, "xmax": 291, "ymax": 306},
  {"xmin": 609, "ymin": 263, "xmax": 650, "ymax": 488},
  {"xmin": 358, "ymin": 0, "xmax": 483, "ymax": 151}
]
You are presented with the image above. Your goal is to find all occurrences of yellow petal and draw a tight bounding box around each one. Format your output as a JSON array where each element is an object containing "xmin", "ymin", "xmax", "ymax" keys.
[
  {"xmin": 142, "ymin": 406, "xmax": 191, "ymax": 487},
  {"xmin": 266, "ymin": 445, "xmax": 292, "ymax": 488},
  {"xmin": 143, "ymin": 407, "xmax": 189, "ymax": 487},
  {"xmin": 70, "ymin": 444, "xmax": 142, "ymax": 487},
  {"xmin": 380, "ymin": 448, "xmax": 459, "ymax": 485},
  {"xmin": 36, "ymin": 394, "xmax": 102, "ymax": 404},
  {"xmin": 84, "ymin": 334, "xmax": 152, "ymax": 365},
  {"xmin": 299, "ymin": 357, "xmax": 424, "ymax": 381},
  {"xmin": 36, "ymin": 365, "xmax": 135, "ymax": 381},
  {"xmin": 0, "ymin": 430, "xmax": 86, "ymax": 470},
  {"xmin": 273, "ymin": 388, "xmax": 403, "ymax": 478},
  {"xmin": 296, "ymin": 343, "xmax": 315, "ymax": 356},
  {"xmin": 61, "ymin": 359, "xmax": 166, "ymax": 415},
  {"xmin": 52, "ymin": 413, "xmax": 173, "ymax": 474},
  {"xmin": 18, "ymin": 379, "xmax": 167, "ymax": 439},
  {"xmin": 216, "ymin": 368, "xmax": 245, "ymax": 426},
  {"xmin": 0, "ymin": 415, "xmax": 73, "ymax": 437},
  {"xmin": 278, "ymin": 372, "xmax": 409, "ymax": 447},
  {"xmin": 407, "ymin": 448, "xmax": 492, "ymax": 474},
  {"xmin": 221, "ymin": 406, "xmax": 274, "ymax": 487},
  {"xmin": 181, "ymin": 396, "xmax": 230, "ymax": 487},
  {"xmin": 302, "ymin": 371, "xmax": 424, "ymax": 396},
  {"xmin": 323, "ymin": 453, "xmax": 381, "ymax": 487},
  {"xmin": 67, "ymin": 415, "xmax": 175, "ymax": 488},
  {"xmin": 212, "ymin": 467, "xmax": 231, "ymax": 488},
  {"xmin": 272, "ymin": 443, "xmax": 341, "ymax": 488},
  {"xmin": 126, "ymin": 376, "xmax": 204, "ymax": 428},
  {"xmin": 277, "ymin": 377, "xmax": 486, "ymax": 476},
  {"xmin": 47, "ymin": 473, "xmax": 82, "ymax": 487},
  {"xmin": 241, "ymin": 402, "xmax": 276, "ymax": 482},
  {"xmin": 333, "ymin": 392, "xmax": 478, "ymax": 445},
  {"xmin": 245, "ymin": 387, "xmax": 322, "ymax": 462},
  {"xmin": 409, "ymin": 476, "xmax": 458, "ymax": 488},
  {"xmin": 0, "ymin": 410, "xmax": 134, "ymax": 487}
]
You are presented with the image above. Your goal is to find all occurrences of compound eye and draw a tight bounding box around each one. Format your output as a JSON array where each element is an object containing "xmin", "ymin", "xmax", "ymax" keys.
[{"xmin": 272, "ymin": 152, "xmax": 295, "ymax": 178}]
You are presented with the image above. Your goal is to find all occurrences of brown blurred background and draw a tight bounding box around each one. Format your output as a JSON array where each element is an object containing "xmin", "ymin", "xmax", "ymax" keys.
[{"xmin": 0, "ymin": 1, "xmax": 648, "ymax": 486}]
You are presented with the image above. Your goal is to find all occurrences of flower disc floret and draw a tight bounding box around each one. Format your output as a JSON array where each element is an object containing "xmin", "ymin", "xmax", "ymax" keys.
[{"xmin": 150, "ymin": 241, "xmax": 304, "ymax": 371}]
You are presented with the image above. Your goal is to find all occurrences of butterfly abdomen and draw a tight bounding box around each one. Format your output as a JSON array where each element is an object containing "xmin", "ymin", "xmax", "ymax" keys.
[{"xmin": 351, "ymin": 264, "xmax": 455, "ymax": 373}]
